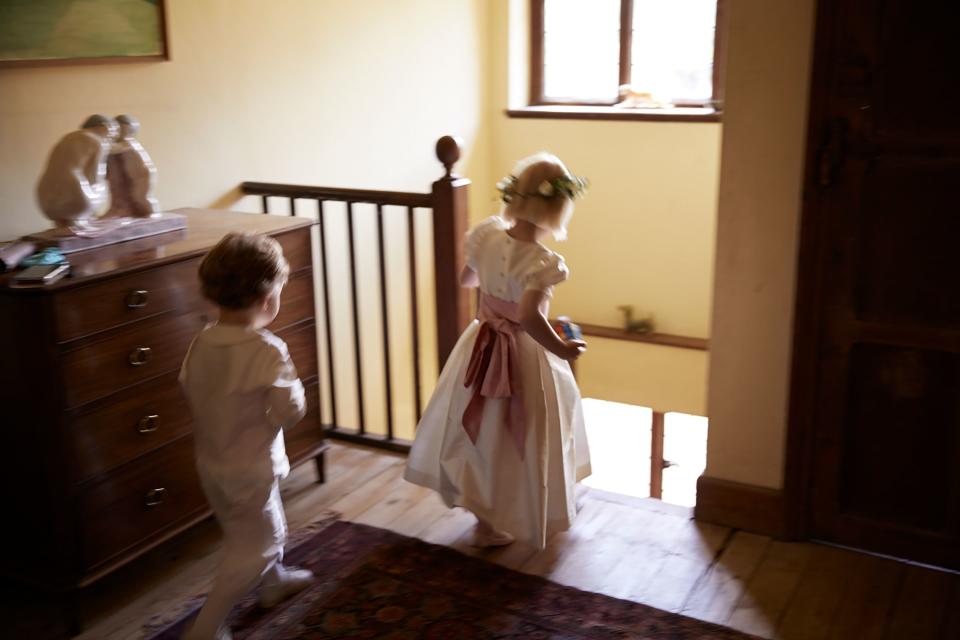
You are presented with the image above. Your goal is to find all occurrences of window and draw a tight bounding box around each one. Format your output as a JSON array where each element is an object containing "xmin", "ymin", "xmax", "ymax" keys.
[{"xmin": 529, "ymin": 0, "xmax": 722, "ymax": 110}]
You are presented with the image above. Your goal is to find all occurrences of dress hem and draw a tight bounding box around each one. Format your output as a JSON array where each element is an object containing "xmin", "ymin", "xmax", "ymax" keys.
[{"xmin": 404, "ymin": 465, "xmax": 590, "ymax": 550}]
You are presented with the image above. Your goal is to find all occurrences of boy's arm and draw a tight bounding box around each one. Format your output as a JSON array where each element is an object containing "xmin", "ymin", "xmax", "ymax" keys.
[
  {"xmin": 178, "ymin": 337, "xmax": 198, "ymax": 387},
  {"xmin": 265, "ymin": 347, "xmax": 307, "ymax": 430}
]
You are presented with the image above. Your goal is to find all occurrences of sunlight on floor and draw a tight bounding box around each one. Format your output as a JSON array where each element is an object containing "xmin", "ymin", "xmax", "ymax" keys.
[
  {"xmin": 582, "ymin": 398, "xmax": 708, "ymax": 507},
  {"xmin": 662, "ymin": 411, "xmax": 709, "ymax": 507},
  {"xmin": 582, "ymin": 399, "xmax": 652, "ymax": 498}
]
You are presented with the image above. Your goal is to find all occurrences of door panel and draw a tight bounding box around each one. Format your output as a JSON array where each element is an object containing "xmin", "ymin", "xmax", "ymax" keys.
[
  {"xmin": 798, "ymin": 0, "xmax": 960, "ymax": 568},
  {"xmin": 841, "ymin": 345, "xmax": 959, "ymax": 531},
  {"xmin": 855, "ymin": 159, "xmax": 960, "ymax": 328},
  {"xmin": 872, "ymin": 2, "xmax": 960, "ymax": 144}
]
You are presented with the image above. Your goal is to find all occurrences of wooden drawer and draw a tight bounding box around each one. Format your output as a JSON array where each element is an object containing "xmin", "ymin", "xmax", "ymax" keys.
[
  {"xmin": 54, "ymin": 228, "xmax": 308, "ymax": 343},
  {"xmin": 55, "ymin": 258, "xmax": 203, "ymax": 342},
  {"xmin": 276, "ymin": 227, "xmax": 312, "ymax": 273},
  {"xmin": 70, "ymin": 372, "xmax": 193, "ymax": 483},
  {"xmin": 80, "ymin": 436, "xmax": 207, "ymax": 570},
  {"xmin": 270, "ymin": 269, "xmax": 315, "ymax": 332},
  {"xmin": 286, "ymin": 381, "xmax": 323, "ymax": 464},
  {"xmin": 62, "ymin": 311, "xmax": 204, "ymax": 408},
  {"xmin": 279, "ymin": 319, "xmax": 318, "ymax": 381}
]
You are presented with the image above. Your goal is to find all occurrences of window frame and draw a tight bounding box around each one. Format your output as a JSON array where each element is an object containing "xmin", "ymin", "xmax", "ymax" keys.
[{"xmin": 528, "ymin": 0, "xmax": 725, "ymax": 111}]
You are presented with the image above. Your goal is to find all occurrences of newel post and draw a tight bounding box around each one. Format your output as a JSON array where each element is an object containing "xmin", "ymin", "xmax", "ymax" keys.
[{"xmin": 431, "ymin": 135, "xmax": 471, "ymax": 371}]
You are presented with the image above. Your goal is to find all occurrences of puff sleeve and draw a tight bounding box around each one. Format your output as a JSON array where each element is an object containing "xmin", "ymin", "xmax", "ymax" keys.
[
  {"xmin": 464, "ymin": 216, "xmax": 507, "ymax": 270},
  {"xmin": 524, "ymin": 252, "xmax": 569, "ymax": 297}
]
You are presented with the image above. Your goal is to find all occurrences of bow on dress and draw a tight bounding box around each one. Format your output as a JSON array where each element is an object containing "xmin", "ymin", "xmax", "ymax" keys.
[{"xmin": 462, "ymin": 293, "xmax": 527, "ymax": 460}]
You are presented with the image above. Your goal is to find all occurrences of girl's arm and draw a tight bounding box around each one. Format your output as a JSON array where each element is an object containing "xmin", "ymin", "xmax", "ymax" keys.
[
  {"xmin": 460, "ymin": 265, "xmax": 479, "ymax": 288},
  {"xmin": 518, "ymin": 289, "xmax": 586, "ymax": 360}
]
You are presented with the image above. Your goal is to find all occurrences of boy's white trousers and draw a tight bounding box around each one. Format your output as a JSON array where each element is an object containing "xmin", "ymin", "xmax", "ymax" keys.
[{"xmin": 185, "ymin": 475, "xmax": 287, "ymax": 639}]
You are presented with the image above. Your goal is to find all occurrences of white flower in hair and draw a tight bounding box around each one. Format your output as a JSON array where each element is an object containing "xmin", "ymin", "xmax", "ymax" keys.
[{"xmin": 538, "ymin": 181, "xmax": 555, "ymax": 197}]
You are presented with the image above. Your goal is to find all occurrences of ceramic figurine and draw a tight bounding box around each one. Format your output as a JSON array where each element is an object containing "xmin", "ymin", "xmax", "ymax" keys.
[
  {"xmin": 617, "ymin": 304, "xmax": 655, "ymax": 334},
  {"xmin": 36, "ymin": 115, "xmax": 119, "ymax": 236},
  {"xmin": 106, "ymin": 114, "xmax": 160, "ymax": 218}
]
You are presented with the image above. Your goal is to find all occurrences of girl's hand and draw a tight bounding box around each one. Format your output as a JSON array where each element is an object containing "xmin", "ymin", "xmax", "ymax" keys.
[{"xmin": 560, "ymin": 339, "xmax": 587, "ymax": 361}]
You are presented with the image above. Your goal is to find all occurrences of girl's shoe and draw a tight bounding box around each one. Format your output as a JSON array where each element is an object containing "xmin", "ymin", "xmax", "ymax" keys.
[{"xmin": 473, "ymin": 528, "xmax": 516, "ymax": 548}]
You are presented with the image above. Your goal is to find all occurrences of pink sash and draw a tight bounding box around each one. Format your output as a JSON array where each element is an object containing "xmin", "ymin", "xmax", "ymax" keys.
[{"xmin": 462, "ymin": 293, "xmax": 527, "ymax": 460}]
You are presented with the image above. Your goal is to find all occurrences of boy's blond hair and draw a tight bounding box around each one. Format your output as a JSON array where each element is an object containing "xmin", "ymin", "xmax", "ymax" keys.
[
  {"xmin": 502, "ymin": 152, "xmax": 575, "ymax": 240},
  {"xmin": 199, "ymin": 232, "xmax": 289, "ymax": 309}
]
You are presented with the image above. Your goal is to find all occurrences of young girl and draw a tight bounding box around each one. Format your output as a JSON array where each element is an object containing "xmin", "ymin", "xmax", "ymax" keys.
[
  {"xmin": 405, "ymin": 153, "xmax": 591, "ymax": 549},
  {"xmin": 180, "ymin": 233, "xmax": 314, "ymax": 640}
]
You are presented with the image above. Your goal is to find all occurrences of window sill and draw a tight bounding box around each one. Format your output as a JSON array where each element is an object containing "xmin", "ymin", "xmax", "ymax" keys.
[{"xmin": 506, "ymin": 105, "xmax": 722, "ymax": 123}]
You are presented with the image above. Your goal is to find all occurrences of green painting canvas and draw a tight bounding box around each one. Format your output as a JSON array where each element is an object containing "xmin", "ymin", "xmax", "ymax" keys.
[{"xmin": 0, "ymin": 0, "xmax": 166, "ymax": 65}]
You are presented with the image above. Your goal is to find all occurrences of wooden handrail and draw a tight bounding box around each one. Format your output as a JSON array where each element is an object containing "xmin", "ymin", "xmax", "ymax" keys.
[
  {"xmin": 241, "ymin": 181, "xmax": 432, "ymax": 208},
  {"xmin": 578, "ymin": 323, "xmax": 709, "ymax": 351},
  {"xmin": 242, "ymin": 136, "xmax": 470, "ymax": 453}
]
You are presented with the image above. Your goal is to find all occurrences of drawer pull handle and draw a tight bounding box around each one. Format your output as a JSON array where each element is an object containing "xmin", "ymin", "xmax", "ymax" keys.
[
  {"xmin": 145, "ymin": 487, "xmax": 167, "ymax": 507},
  {"xmin": 126, "ymin": 289, "xmax": 149, "ymax": 309},
  {"xmin": 137, "ymin": 414, "xmax": 160, "ymax": 434},
  {"xmin": 128, "ymin": 347, "xmax": 152, "ymax": 367}
]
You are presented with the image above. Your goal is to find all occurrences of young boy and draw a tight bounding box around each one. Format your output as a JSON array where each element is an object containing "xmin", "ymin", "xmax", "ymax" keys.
[{"xmin": 180, "ymin": 232, "xmax": 314, "ymax": 640}]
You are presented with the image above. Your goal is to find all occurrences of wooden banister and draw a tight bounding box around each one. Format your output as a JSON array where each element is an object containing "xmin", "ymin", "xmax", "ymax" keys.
[
  {"xmin": 240, "ymin": 135, "xmax": 470, "ymax": 452},
  {"xmin": 431, "ymin": 136, "xmax": 471, "ymax": 370},
  {"xmin": 577, "ymin": 324, "xmax": 709, "ymax": 351},
  {"xmin": 241, "ymin": 182, "xmax": 432, "ymax": 208}
]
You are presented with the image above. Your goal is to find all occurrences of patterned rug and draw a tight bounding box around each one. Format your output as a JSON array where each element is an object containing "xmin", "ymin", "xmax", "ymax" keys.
[{"xmin": 146, "ymin": 519, "xmax": 757, "ymax": 639}]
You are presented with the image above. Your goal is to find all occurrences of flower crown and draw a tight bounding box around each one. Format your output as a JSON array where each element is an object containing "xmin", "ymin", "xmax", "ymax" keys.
[{"xmin": 496, "ymin": 174, "xmax": 589, "ymax": 205}]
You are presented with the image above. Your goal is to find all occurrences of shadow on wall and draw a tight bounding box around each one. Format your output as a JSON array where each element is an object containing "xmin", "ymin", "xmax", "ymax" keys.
[{"xmin": 206, "ymin": 186, "xmax": 245, "ymax": 210}]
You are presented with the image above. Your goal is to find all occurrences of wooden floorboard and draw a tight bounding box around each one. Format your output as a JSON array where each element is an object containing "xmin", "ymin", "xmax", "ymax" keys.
[
  {"xmin": 385, "ymin": 489, "xmax": 451, "ymax": 538},
  {"xmin": 776, "ymin": 545, "xmax": 862, "ymax": 640},
  {"xmin": 939, "ymin": 575, "xmax": 960, "ymax": 640},
  {"xmin": 724, "ymin": 540, "xmax": 812, "ymax": 638},
  {"xmin": 522, "ymin": 499, "xmax": 627, "ymax": 595},
  {"xmin": 17, "ymin": 442, "xmax": 952, "ymax": 640},
  {"xmin": 681, "ymin": 530, "xmax": 770, "ymax": 625},
  {"xmin": 882, "ymin": 564, "xmax": 956, "ymax": 640},
  {"xmin": 825, "ymin": 552, "xmax": 902, "ymax": 640},
  {"xmin": 644, "ymin": 518, "xmax": 730, "ymax": 613}
]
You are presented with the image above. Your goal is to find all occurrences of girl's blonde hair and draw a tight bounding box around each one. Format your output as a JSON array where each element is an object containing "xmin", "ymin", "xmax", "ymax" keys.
[{"xmin": 501, "ymin": 152, "xmax": 575, "ymax": 241}]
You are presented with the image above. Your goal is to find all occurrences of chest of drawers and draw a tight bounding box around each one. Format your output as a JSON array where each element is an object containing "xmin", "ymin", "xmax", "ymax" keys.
[{"xmin": 0, "ymin": 209, "xmax": 326, "ymax": 599}]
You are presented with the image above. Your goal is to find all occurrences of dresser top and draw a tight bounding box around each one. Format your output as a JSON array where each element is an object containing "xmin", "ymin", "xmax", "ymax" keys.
[{"xmin": 1, "ymin": 208, "xmax": 311, "ymax": 294}]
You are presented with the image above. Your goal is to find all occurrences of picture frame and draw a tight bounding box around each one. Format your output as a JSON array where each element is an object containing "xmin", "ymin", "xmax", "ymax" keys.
[{"xmin": 0, "ymin": 0, "xmax": 169, "ymax": 68}]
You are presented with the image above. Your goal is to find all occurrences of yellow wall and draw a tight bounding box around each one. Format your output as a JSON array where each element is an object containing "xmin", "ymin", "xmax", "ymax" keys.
[
  {"xmin": 1, "ymin": 0, "xmax": 736, "ymax": 442},
  {"xmin": 486, "ymin": 0, "xmax": 719, "ymax": 415},
  {"xmin": 578, "ymin": 339, "xmax": 708, "ymax": 416},
  {"xmin": 0, "ymin": 0, "xmax": 492, "ymax": 440},
  {"xmin": 704, "ymin": 0, "xmax": 817, "ymax": 489}
]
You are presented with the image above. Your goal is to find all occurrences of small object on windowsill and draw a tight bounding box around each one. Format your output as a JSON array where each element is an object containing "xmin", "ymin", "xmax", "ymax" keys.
[
  {"xmin": 614, "ymin": 85, "xmax": 675, "ymax": 110},
  {"xmin": 617, "ymin": 305, "xmax": 655, "ymax": 335},
  {"xmin": 0, "ymin": 241, "xmax": 36, "ymax": 272},
  {"xmin": 554, "ymin": 316, "xmax": 583, "ymax": 341}
]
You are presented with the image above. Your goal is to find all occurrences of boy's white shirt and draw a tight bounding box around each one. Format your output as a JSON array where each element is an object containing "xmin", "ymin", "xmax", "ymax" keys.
[{"xmin": 179, "ymin": 324, "xmax": 306, "ymax": 496}]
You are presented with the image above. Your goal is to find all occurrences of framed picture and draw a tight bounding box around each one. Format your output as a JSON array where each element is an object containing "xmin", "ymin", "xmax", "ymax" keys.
[{"xmin": 0, "ymin": 0, "xmax": 169, "ymax": 68}]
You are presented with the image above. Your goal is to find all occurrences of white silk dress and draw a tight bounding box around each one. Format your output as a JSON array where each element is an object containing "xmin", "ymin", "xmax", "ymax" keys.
[{"xmin": 404, "ymin": 216, "xmax": 591, "ymax": 549}]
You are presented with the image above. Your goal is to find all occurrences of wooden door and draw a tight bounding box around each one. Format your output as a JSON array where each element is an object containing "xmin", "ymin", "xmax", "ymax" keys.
[{"xmin": 791, "ymin": 0, "xmax": 960, "ymax": 568}]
